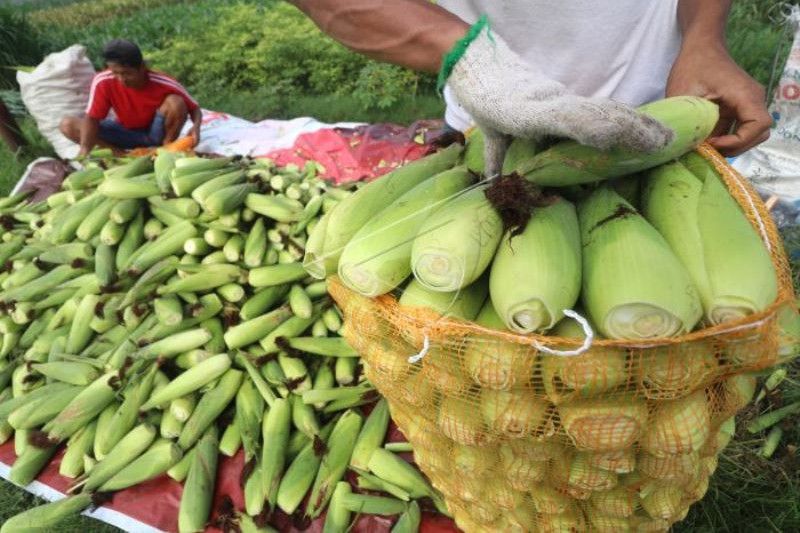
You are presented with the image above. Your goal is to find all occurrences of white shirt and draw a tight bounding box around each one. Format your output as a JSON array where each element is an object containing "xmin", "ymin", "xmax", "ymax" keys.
[{"xmin": 439, "ymin": 0, "xmax": 682, "ymax": 131}]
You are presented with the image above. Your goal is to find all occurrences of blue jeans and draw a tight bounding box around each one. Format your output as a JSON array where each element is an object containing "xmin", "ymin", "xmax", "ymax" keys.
[{"xmin": 98, "ymin": 113, "xmax": 166, "ymax": 149}]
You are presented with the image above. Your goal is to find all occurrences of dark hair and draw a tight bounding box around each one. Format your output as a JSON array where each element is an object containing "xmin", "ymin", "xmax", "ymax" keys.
[{"xmin": 102, "ymin": 39, "xmax": 143, "ymax": 68}]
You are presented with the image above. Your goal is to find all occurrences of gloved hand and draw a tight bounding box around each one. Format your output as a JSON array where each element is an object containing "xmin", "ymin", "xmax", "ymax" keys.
[{"xmin": 446, "ymin": 22, "xmax": 675, "ymax": 176}]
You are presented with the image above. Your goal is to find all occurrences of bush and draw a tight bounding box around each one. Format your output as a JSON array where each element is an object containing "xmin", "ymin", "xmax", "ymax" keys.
[
  {"xmin": 147, "ymin": 2, "xmax": 435, "ymax": 110},
  {"xmin": 0, "ymin": 7, "xmax": 44, "ymax": 89}
]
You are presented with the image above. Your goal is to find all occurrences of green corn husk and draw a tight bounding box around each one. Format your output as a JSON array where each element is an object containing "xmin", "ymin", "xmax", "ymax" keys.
[
  {"xmin": 98, "ymin": 365, "xmax": 159, "ymax": 456},
  {"xmin": 141, "ymin": 354, "xmax": 231, "ymax": 410},
  {"xmin": 178, "ymin": 426, "xmax": 219, "ymax": 533},
  {"xmin": 204, "ymin": 183, "xmax": 259, "ymax": 216},
  {"xmin": 368, "ymin": 448, "xmax": 434, "ymax": 499},
  {"xmin": 0, "ymin": 494, "xmax": 92, "ymax": 533},
  {"xmin": 683, "ymin": 152, "xmax": 778, "ymax": 324},
  {"xmin": 42, "ymin": 371, "xmax": 119, "ymax": 444},
  {"xmin": 224, "ymin": 304, "xmax": 294, "ymax": 350},
  {"xmin": 338, "ymin": 166, "xmax": 474, "ymax": 296},
  {"xmin": 311, "ymin": 144, "xmax": 463, "ymax": 278},
  {"xmin": 59, "ymin": 422, "xmax": 96, "ymax": 479},
  {"xmin": 82, "ymin": 423, "xmax": 156, "ymax": 492},
  {"xmin": 306, "ymin": 409, "xmax": 363, "ymax": 518},
  {"xmin": 489, "ymin": 197, "xmax": 581, "ymax": 332},
  {"xmin": 261, "ymin": 397, "xmax": 292, "ymax": 508},
  {"xmin": 100, "ymin": 438, "xmax": 183, "ymax": 491},
  {"xmin": 578, "ymin": 186, "xmax": 702, "ymax": 339},
  {"xmin": 219, "ymin": 419, "xmax": 242, "ymax": 456},
  {"xmin": 9, "ymin": 444, "xmax": 58, "ymax": 486},
  {"xmin": 7, "ymin": 386, "xmax": 81, "ymax": 430},
  {"xmin": 191, "ymin": 169, "xmax": 246, "ymax": 205},
  {"xmin": 339, "ymin": 492, "xmax": 407, "ymax": 515},
  {"xmin": 31, "ymin": 361, "xmax": 99, "ymax": 387},
  {"xmin": 323, "ymin": 481, "xmax": 352, "ymax": 533},
  {"xmin": 178, "ymin": 369, "xmax": 243, "ymax": 450},
  {"xmin": 303, "ymin": 208, "xmax": 334, "ymax": 279},
  {"xmin": 410, "ymin": 185, "xmax": 503, "ymax": 293},
  {"xmin": 512, "ymin": 96, "xmax": 719, "ymax": 185},
  {"xmin": 398, "ymin": 277, "xmax": 487, "ymax": 321},
  {"xmin": 236, "ymin": 378, "xmax": 265, "ymax": 461},
  {"xmin": 167, "ymin": 447, "xmax": 195, "ymax": 483},
  {"xmin": 350, "ymin": 398, "xmax": 390, "ymax": 470}
]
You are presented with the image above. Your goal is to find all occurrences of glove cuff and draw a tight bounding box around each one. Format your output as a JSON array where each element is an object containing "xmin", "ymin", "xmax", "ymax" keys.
[{"xmin": 437, "ymin": 15, "xmax": 490, "ymax": 94}]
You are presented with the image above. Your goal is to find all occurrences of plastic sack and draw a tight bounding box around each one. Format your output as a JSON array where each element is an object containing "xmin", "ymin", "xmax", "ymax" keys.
[
  {"xmin": 331, "ymin": 146, "xmax": 797, "ymax": 532},
  {"xmin": 734, "ymin": 6, "xmax": 800, "ymax": 201},
  {"xmin": 17, "ymin": 44, "xmax": 96, "ymax": 159}
]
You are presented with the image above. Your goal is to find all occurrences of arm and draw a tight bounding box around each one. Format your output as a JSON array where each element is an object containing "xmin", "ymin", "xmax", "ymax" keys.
[
  {"xmin": 78, "ymin": 116, "xmax": 100, "ymax": 157},
  {"xmin": 289, "ymin": 0, "xmax": 469, "ymax": 72},
  {"xmin": 667, "ymin": 0, "xmax": 771, "ymax": 155},
  {"xmin": 189, "ymin": 106, "xmax": 202, "ymax": 144}
]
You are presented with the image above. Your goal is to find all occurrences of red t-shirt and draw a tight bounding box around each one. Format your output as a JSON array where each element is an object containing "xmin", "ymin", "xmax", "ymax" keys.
[{"xmin": 85, "ymin": 70, "xmax": 199, "ymax": 130}]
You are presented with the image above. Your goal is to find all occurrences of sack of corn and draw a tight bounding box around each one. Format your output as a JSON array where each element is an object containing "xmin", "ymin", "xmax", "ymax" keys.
[{"xmin": 318, "ymin": 96, "xmax": 800, "ymax": 532}]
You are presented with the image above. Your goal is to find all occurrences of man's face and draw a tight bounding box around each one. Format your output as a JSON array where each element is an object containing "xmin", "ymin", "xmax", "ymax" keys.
[{"xmin": 108, "ymin": 62, "xmax": 147, "ymax": 88}]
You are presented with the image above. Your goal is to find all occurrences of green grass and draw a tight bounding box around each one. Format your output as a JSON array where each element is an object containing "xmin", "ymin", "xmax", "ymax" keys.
[{"xmin": 0, "ymin": 119, "xmax": 55, "ymax": 195}]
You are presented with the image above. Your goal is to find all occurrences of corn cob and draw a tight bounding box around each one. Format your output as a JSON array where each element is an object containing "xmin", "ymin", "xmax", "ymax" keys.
[
  {"xmin": 99, "ymin": 176, "xmax": 161, "ymax": 199},
  {"xmin": 170, "ymin": 393, "xmax": 197, "ymax": 423},
  {"xmin": 245, "ymin": 193, "xmax": 305, "ymax": 222},
  {"xmin": 322, "ymin": 481, "xmax": 352, "ymax": 533},
  {"xmin": 9, "ymin": 443, "xmax": 58, "ymax": 486},
  {"xmin": 191, "ymin": 169, "xmax": 247, "ymax": 205},
  {"xmin": 350, "ymin": 398, "xmax": 390, "ymax": 470},
  {"xmin": 249, "ymin": 262, "xmax": 307, "ymax": 287},
  {"xmin": 92, "ymin": 401, "xmax": 118, "ymax": 460},
  {"xmin": 513, "ymin": 96, "xmax": 719, "ymax": 185},
  {"xmin": 7, "ymin": 386, "xmax": 81, "ymax": 430},
  {"xmin": 160, "ymin": 407, "xmax": 184, "ymax": 439},
  {"xmin": 224, "ymin": 304, "xmax": 294, "ymax": 350},
  {"xmin": 38, "ymin": 243, "xmax": 94, "ymax": 265},
  {"xmin": 97, "ymin": 364, "xmax": 159, "ymax": 457},
  {"xmin": 126, "ymin": 220, "xmax": 198, "ymax": 274},
  {"xmin": 239, "ymin": 285, "xmax": 290, "ymax": 321},
  {"xmin": 167, "ymin": 446, "xmax": 195, "ymax": 483},
  {"xmin": 173, "ymin": 156, "xmax": 233, "ymax": 176},
  {"xmin": 205, "ymin": 183, "xmax": 260, "ymax": 216},
  {"xmin": 158, "ymin": 264, "xmax": 241, "ymax": 295},
  {"xmin": 0, "ymin": 494, "xmax": 92, "ymax": 533},
  {"xmin": 259, "ymin": 397, "xmax": 292, "ymax": 510},
  {"xmin": 236, "ymin": 378, "xmax": 265, "ymax": 461},
  {"xmin": 315, "ymin": 144, "xmax": 462, "ymax": 276},
  {"xmin": 259, "ymin": 309, "xmax": 321, "ymax": 353},
  {"xmin": 238, "ymin": 355, "xmax": 278, "ymax": 408},
  {"xmin": 109, "ymin": 198, "xmax": 140, "ymax": 224},
  {"xmin": 244, "ymin": 217, "xmax": 268, "ymax": 267},
  {"xmin": 355, "ymin": 468, "xmax": 411, "ymax": 501},
  {"xmin": 178, "ymin": 426, "xmax": 218, "ymax": 533},
  {"xmin": 116, "ymin": 211, "xmax": 145, "ymax": 270},
  {"xmin": 340, "ymin": 493, "xmax": 407, "ymax": 515},
  {"xmin": 292, "ymin": 394, "xmax": 321, "ymax": 438},
  {"xmin": 60, "ymin": 422, "xmax": 96, "ymax": 479},
  {"xmin": 82, "ymin": 423, "xmax": 157, "ymax": 492},
  {"xmin": 142, "ymin": 354, "xmax": 231, "ymax": 410},
  {"xmin": 219, "ymin": 419, "xmax": 242, "ymax": 456},
  {"xmin": 306, "ymin": 409, "xmax": 363, "ymax": 518},
  {"xmin": 76, "ymin": 197, "xmax": 116, "ymax": 241},
  {"xmin": 391, "ymin": 500, "xmax": 421, "ymax": 533},
  {"xmin": 136, "ymin": 327, "xmax": 213, "ymax": 360},
  {"xmin": 41, "ymin": 371, "xmax": 119, "ymax": 444},
  {"xmin": 155, "ymin": 149, "xmax": 178, "ymax": 193},
  {"xmin": 1, "ymin": 264, "xmax": 88, "ymax": 303},
  {"xmin": 276, "ymin": 418, "xmax": 336, "ymax": 514},
  {"xmin": 64, "ymin": 166, "xmax": 104, "ymax": 189},
  {"xmin": 104, "ymin": 155, "xmax": 153, "ymax": 179},
  {"xmin": 149, "ymin": 196, "xmax": 201, "ymax": 219},
  {"xmin": 178, "ymin": 369, "xmax": 243, "ymax": 449}
]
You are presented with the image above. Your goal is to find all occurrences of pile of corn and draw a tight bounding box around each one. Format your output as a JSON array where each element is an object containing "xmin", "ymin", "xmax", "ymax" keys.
[
  {"xmin": 0, "ymin": 152, "xmax": 437, "ymax": 532},
  {"xmin": 310, "ymin": 96, "xmax": 800, "ymax": 532}
]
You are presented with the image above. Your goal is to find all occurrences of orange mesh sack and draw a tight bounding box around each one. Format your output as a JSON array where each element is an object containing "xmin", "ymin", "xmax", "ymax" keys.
[{"xmin": 330, "ymin": 145, "xmax": 799, "ymax": 533}]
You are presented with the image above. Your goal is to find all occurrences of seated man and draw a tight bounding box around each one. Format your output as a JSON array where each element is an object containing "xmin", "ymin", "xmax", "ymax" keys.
[{"xmin": 60, "ymin": 39, "xmax": 202, "ymax": 157}]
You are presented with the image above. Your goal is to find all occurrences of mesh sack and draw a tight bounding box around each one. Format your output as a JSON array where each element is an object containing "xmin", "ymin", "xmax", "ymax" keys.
[{"xmin": 330, "ymin": 145, "xmax": 798, "ymax": 532}]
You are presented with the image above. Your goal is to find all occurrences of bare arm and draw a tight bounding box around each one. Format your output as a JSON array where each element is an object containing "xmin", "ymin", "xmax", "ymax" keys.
[
  {"xmin": 289, "ymin": 0, "xmax": 469, "ymax": 73},
  {"xmin": 189, "ymin": 107, "xmax": 202, "ymax": 144},
  {"xmin": 667, "ymin": 0, "xmax": 771, "ymax": 155},
  {"xmin": 78, "ymin": 116, "xmax": 100, "ymax": 157}
]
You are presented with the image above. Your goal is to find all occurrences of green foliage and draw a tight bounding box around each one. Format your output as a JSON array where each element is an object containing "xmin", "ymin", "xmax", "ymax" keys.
[
  {"xmin": 147, "ymin": 2, "xmax": 435, "ymax": 110},
  {"xmin": 727, "ymin": 0, "xmax": 794, "ymax": 89},
  {"xmin": 0, "ymin": 6, "xmax": 44, "ymax": 89}
]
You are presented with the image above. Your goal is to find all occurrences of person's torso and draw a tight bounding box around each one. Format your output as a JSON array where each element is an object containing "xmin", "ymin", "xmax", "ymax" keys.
[
  {"xmin": 438, "ymin": 0, "xmax": 682, "ymax": 130},
  {"xmin": 102, "ymin": 71, "xmax": 185, "ymax": 129}
]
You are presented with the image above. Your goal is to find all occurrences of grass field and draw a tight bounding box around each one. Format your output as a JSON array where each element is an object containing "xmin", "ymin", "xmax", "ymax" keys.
[{"xmin": 0, "ymin": 0, "xmax": 798, "ymax": 531}]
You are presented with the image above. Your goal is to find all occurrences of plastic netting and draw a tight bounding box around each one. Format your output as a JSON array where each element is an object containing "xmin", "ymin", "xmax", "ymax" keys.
[{"xmin": 330, "ymin": 145, "xmax": 798, "ymax": 532}]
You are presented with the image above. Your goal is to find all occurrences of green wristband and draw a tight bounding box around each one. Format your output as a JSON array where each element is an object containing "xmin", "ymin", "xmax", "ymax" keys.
[{"xmin": 436, "ymin": 15, "xmax": 490, "ymax": 94}]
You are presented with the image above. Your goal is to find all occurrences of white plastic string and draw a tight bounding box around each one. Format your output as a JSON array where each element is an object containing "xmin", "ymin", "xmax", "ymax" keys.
[
  {"xmin": 408, "ymin": 333, "xmax": 430, "ymax": 364},
  {"xmin": 530, "ymin": 309, "xmax": 594, "ymax": 357}
]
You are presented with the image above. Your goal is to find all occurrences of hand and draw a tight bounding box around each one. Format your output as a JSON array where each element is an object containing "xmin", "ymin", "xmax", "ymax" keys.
[
  {"xmin": 447, "ymin": 25, "xmax": 674, "ymax": 176},
  {"xmin": 77, "ymin": 146, "xmax": 90, "ymax": 159},
  {"xmin": 666, "ymin": 43, "xmax": 771, "ymax": 156}
]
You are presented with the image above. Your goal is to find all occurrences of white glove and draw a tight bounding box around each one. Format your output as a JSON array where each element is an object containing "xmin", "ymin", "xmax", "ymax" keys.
[{"xmin": 446, "ymin": 23, "xmax": 674, "ymax": 176}]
